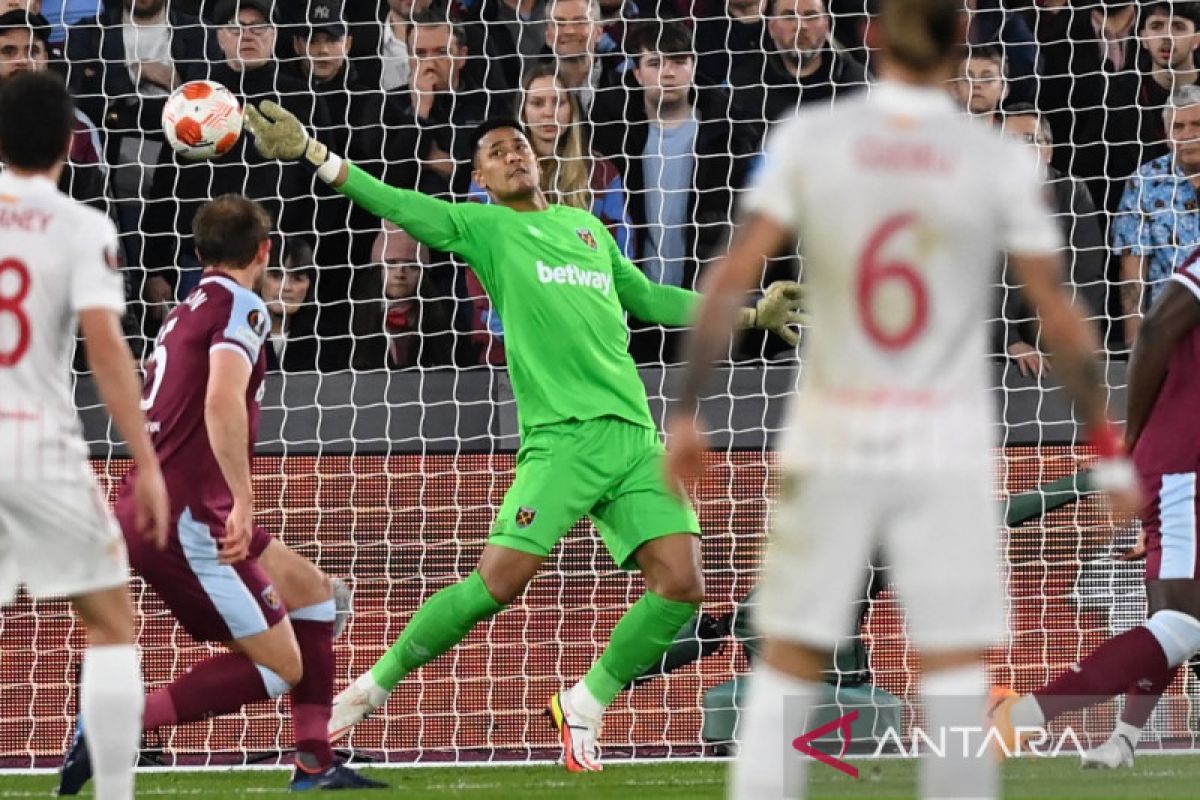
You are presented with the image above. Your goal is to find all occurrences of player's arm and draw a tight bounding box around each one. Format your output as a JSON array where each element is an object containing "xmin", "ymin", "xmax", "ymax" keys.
[
  {"xmin": 79, "ymin": 309, "xmax": 168, "ymax": 548},
  {"xmin": 243, "ymin": 101, "xmax": 470, "ymax": 254},
  {"xmin": 610, "ymin": 236, "xmax": 803, "ymax": 340},
  {"xmin": 204, "ymin": 349, "xmax": 254, "ymax": 564},
  {"xmin": 611, "ymin": 252, "xmax": 700, "ymax": 326},
  {"xmin": 666, "ymin": 213, "xmax": 792, "ymax": 485},
  {"xmin": 1125, "ymin": 281, "xmax": 1200, "ymax": 449}
]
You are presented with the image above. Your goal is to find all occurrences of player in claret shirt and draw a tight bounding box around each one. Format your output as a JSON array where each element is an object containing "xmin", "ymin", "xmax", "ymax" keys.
[
  {"xmin": 244, "ymin": 104, "xmax": 803, "ymax": 772},
  {"xmin": 994, "ymin": 244, "xmax": 1200, "ymax": 770},
  {"xmin": 58, "ymin": 196, "xmax": 386, "ymax": 793}
]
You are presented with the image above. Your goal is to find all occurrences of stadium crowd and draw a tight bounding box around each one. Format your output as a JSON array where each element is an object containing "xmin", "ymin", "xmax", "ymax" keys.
[{"xmin": 3, "ymin": 0, "xmax": 1197, "ymax": 373}]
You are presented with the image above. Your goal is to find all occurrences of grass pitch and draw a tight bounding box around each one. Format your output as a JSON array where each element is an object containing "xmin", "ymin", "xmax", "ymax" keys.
[{"xmin": 1, "ymin": 756, "xmax": 1198, "ymax": 798}]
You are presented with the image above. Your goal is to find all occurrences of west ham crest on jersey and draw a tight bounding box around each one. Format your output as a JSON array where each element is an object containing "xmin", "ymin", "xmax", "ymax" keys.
[
  {"xmin": 515, "ymin": 506, "xmax": 537, "ymax": 528},
  {"xmin": 260, "ymin": 584, "xmax": 282, "ymax": 611},
  {"xmin": 576, "ymin": 228, "xmax": 597, "ymax": 250}
]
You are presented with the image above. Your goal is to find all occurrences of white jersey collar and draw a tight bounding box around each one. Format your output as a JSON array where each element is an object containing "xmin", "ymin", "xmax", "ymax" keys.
[
  {"xmin": 0, "ymin": 170, "xmax": 58, "ymax": 194},
  {"xmin": 868, "ymin": 80, "xmax": 959, "ymax": 117}
]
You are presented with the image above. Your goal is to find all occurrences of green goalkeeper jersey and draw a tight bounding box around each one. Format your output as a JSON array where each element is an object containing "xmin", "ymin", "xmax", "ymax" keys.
[{"xmin": 338, "ymin": 164, "xmax": 700, "ymax": 433}]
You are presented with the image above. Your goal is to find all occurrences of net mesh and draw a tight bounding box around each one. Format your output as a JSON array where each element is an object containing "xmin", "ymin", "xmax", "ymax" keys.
[{"xmin": 1, "ymin": 0, "xmax": 1196, "ymax": 768}]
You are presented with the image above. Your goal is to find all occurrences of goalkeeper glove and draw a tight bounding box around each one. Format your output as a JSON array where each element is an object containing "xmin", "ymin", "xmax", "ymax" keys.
[
  {"xmin": 243, "ymin": 100, "xmax": 342, "ymax": 183},
  {"xmin": 739, "ymin": 281, "xmax": 805, "ymax": 347}
]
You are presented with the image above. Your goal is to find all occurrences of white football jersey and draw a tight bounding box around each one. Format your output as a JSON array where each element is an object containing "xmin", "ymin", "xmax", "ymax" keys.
[
  {"xmin": 0, "ymin": 171, "xmax": 124, "ymax": 481},
  {"xmin": 745, "ymin": 82, "xmax": 1062, "ymax": 472}
]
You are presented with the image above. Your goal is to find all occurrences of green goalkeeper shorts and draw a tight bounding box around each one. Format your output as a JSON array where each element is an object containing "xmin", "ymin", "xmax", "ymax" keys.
[{"xmin": 489, "ymin": 416, "xmax": 700, "ymax": 570}]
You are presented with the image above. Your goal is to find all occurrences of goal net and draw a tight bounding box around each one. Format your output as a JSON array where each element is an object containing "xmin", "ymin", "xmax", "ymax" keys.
[{"xmin": 2, "ymin": 0, "xmax": 1198, "ymax": 769}]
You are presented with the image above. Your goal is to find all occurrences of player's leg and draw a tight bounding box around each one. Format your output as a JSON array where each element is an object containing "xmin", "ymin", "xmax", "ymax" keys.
[
  {"xmin": 1011, "ymin": 579, "xmax": 1200, "ymax": 750},
  {"xmin": 558, "ymin": 533, "xmax": 703, "ymax": 740},
  {"xmin": 128, "ymin": 507, "xmax": 299, "ymax": 734},
  {"xmin": 728, "ymin": 470, "xmax": 876, "ymax": 800},
  {"xmin": 1000, "ymin": 474, "xmax": 1200, "ymax": 748},
  {"xmin": 1078, "ymin": 582, "xmax": 1188, "ymax": 770},
  {"xmin": 891, "ymin": 470, "xmax": 1003, "ymax": 799},
  {"xmin": 332, "ymin": 543, "xmax": 542, "ymax": 737},
  {"xmin": 256, "ymin": 539, "xmax": 386, "ymax": 789},
  {"xmin": 551, "ymin": 424, "xmax": 704, "ymax": 771},
  {"xmin": 69, "ymin": 585, "xmax": 143, "ymax": 800},
  {"xmin": 1, "ymin": 482, "xmax": 143, "ymax": 800},
  {"xmin": 333, "ymin": 425, "xmax": 598, "ymax": 738},
  {"xmin": 259, "ymin": 538, "xmax": 336, "ymax": 768}
]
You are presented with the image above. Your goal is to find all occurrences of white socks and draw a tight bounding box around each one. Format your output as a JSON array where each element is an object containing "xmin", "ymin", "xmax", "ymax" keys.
[
  {"xmin": 564, "ymin": 680, "xmax": 606, "ymax": 723},
  {"xmin": 921, "ymin": 663, "xmax": 996, "ymax": 800},
  {"xmin": 1114, "ymin": 720, "xmax": 1142, "ymax": 747},
  {"xmin": 80, "ymin": 645, "xmax": 143, "ymax": 800},
  {"xmin": 1011, "ymin": 694, "xmax": 1047, "ymax": 728},
  {"xmin": 730, "ymin": 664, "xmax": 820, "ymax": 800}
]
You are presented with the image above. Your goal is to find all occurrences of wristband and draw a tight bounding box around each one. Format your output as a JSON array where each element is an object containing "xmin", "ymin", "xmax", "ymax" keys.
[
  {"xmin": 1089, "ymin": 420, "xmax": 1124, "ymax": 459},
  {"xmin": 315, "ymin": 152, "xmax": 343, "ymax": 184}
]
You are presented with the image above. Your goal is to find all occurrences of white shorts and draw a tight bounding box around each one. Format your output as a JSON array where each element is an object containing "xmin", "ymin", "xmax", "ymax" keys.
[
  {"xmin": 758, "ymin": 469, "xmax": 1006, "ymax": 651},
  {"xmin": 0, "ymin": 479, "xmax": 129, "ymax": 604}
]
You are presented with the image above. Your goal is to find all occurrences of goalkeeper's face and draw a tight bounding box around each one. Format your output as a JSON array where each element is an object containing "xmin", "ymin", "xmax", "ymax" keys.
[{"xmin": 472, "ymin": 127, "xmax": 542, "ymax": 203}]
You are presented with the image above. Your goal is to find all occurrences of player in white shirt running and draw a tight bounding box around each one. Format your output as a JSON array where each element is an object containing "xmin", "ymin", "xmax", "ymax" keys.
[
  {"xmin": 666, "ymin": 0, "xmax": 1141, "ymax": 797},
  {"xmin": 0, "ymin": 72, "xmax": 168, "ymax": 800}
]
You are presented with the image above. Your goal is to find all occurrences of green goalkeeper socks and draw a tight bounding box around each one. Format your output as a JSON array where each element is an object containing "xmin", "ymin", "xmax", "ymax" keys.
[
  {"xmin": 582, "ymin": 591, "xmax": 700, "ymax": 707},
  {"xmin": 370, "ymin": 571, "xmax": 504, "ymax": 692}
]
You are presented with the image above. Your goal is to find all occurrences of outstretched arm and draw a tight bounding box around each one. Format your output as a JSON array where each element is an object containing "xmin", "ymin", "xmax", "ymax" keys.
[
  {"xmin": 612, "ymin": 254, "xmax": 700, "ymax": 326},
  {"xmin": 244, "ymin": 101, "xmax": 473, "ymax": 254},
  {"xmin": 610, "ymin": 239, "xmax": 803, "ymax": 339}
]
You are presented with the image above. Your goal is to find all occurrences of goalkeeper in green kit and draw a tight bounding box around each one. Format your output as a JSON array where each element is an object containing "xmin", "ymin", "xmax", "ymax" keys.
[{"xmin": 243, "ymin": 102, "xmax": 802, "ymax": 772}]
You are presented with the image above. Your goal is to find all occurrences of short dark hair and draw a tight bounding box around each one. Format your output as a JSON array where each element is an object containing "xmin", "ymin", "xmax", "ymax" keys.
[
  {"xmin": 625, "ymin": 19, "xmax": 694, "ymax": 59},
  {"xmin": 964, "ymin": 44, "xmax": 1006, "ymax": 76},
  {"xmin": 0, "ymin": 10, "xmax": 51, "ymax": 45},
  {"xmin": 1003, "ymin": 101, "xmax": 1053, "ymax": 144},
  {"xmin": 1142, "ymin": 2, "xmax": 1200, "ymax": 31},
  {"xmin": 193, "ymin": 195, "xmax": 273, "ymax": 269},
  {"xmin": 467, "ymin": 117, "xmax": 528, "ymax": 166},
  {"xmin": 407, "ymin": 9, "xmax": 468, "ymax": 51},
  {"xmin": 0, "ymin": 71, "xmax": 73, "ymax": 170},
  {"xmin": 881, "ymin": 0, "xmax": 964, "ymax": 74}
]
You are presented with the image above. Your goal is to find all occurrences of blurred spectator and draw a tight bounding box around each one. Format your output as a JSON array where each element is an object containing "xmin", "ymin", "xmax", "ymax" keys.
[
  {"xmin": 964, "ymin": 0, "xmax": 1037, "ymax": 105},
  {"xmin": 65, "ymin": 0, "xmax": 217, "ymax": 300},
  {"xmin": 263, "ymin": 238, "xmax": 319, "ymax": 373},
  {"xmin": 364, "ymin": 0, "xmax": 435, "ymax": 91},
  {"xmin": 1134, "ymin": 1, "xmax": 1200, "ymax": 164},
  {"xmin": 694, "ymin": 0, "xmax": 768, "ymax": 87},
  {"xmin": 0, "ymin": 1, "xmax": 43, "ymax": 15},
  {"xmin": 540, "ymin": 0, "xmax": 623, "ymax": 117},
  {"xmin": 728, "ymin": 0, "xmax": 866, "ymax": 125},
  {"xmin": 462, "ymin": 0, "xmax": 548, "ymax": 92},
  {"xmin": 382, "ymin": 10, "xmax": 512, "ymax": 195},
  {"xmin": 352, "ymin": 221, "xmax": 457, "ymax": 370},
  {"xmin": 1112, "ymin": 84, "xmax": 1200, "ymax": 346},
  {"xmin": 140, "ymin": 0, "xmax": 329, "ymax": 322},
  {"xmin": 595, "ymin": 19, "xmax": 757, "ymax": 290},
  {"xmin": 0, "ymin": 10, "xmax": 106, "ymax": 206},
  {"xmin": 290, "ymin": 0, "xmax": 392, "ymax": 360},
  {"xmin": 518, "ymin": 64, "xmax": 632, "ymax": 251},
  {"xmin": 1037, "ymin": 0, "xmax": 1142, "ymax": 215},
  {"xmin": 594, "ymin": 19, "xmax": 757, "ymax": 362},
  {"xmin": 291, "ymin": 0, "xmax": 384, "ymax": 164},
  {"xmin": 952, "ymin": 45, "xmax": 1007, "ymax": 120},
  {"xmin": 996, "ymin": 103, "xmax": 1107, "ymax": 376}
]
